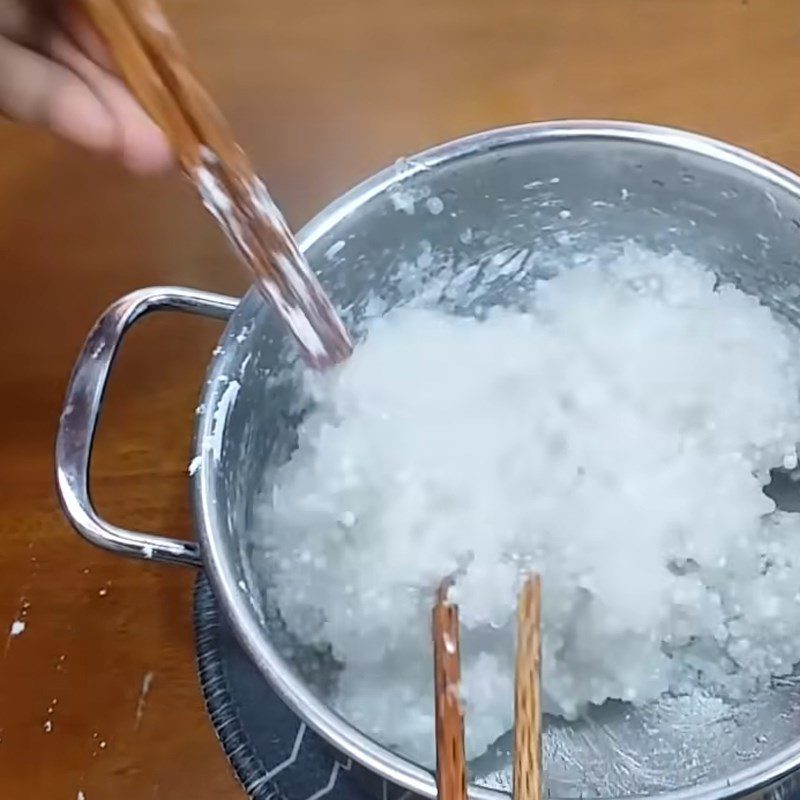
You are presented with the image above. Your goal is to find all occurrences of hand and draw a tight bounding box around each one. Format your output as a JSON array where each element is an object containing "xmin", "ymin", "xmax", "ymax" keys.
[{"xmin": 0, "ymin": 0, "xmax": 172, "ymax": 173}]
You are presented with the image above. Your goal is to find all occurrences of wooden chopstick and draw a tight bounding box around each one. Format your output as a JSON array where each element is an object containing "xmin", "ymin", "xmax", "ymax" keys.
[
  {"xmin": 78, "ymin": 0, "xmax": 196, "ymax": 160},
  {"xmin": 432, "ymin": 580, "xmax": 468, "ymax": 800},
  {"xmin": 513, "ymin": 574, "xmax": 543, "ymax": 800}
]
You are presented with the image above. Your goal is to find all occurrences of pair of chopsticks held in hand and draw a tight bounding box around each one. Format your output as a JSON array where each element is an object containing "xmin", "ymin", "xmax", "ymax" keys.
[{"xmin": 432, "ymin": 575, "xmax": 543, "ymax": 800}]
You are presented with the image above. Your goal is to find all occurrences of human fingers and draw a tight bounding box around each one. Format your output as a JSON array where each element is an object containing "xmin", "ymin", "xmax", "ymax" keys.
[
  {"xmin": 49, "ymin": 30, "xmax": 172, "ymax": 173},
  {"xmin": 0, "ymin": 33, "xmax": 118, "ymax": 153}
]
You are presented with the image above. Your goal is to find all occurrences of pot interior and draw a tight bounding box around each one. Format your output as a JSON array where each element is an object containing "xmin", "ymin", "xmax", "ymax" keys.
[{"xmin": 197, "ymin": 125, "xmax": 800, "ymax": 799}]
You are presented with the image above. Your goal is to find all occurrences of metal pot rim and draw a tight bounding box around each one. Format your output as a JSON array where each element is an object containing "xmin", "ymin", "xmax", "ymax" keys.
[{"xmin": 193, "ymin": 119, "xmax": 800, "ymax": 800}]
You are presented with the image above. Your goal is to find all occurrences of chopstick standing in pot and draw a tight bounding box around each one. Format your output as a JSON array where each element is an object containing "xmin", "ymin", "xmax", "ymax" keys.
[
  {"xmin": 432, "ymin": 574, "xmax": 543, "ymax": 800},
  {"xmin": 514, "ymin": 574, "xmax": 543, "ymax": 800},
  {"xmin": 432, "ymin": 580, "xmax": 468, "ymax": 800}
]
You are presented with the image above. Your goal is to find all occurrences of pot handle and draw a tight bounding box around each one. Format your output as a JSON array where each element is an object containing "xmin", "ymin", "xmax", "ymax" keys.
[{"xmin": 56, "ymin": 286, "xmax": 240, "ymax": 567}]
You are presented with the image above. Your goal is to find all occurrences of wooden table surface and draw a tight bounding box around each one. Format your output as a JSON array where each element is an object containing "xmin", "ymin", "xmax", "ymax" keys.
[{"xmin": 1, "ymin": 0, "xmax": 799, "ymax": 796}]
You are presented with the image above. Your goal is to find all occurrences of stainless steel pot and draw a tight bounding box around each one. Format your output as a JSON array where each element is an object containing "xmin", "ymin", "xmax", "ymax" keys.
[{"xmin": 57, "ymin": 121, "xmax": 800, "ymax": 800}]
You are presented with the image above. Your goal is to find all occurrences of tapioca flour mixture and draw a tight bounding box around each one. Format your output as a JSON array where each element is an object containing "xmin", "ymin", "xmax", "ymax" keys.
[{"xmin": 251, "ymin": 246, "xmax": 800, "ymax": 764}]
